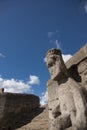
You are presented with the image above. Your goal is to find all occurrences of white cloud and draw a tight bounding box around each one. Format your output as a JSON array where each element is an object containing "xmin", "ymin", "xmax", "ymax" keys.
[
  {"xmin": 48, "ymin": 30, "xmax": 61, "ymax": 49},
  {"xmin": 44, "ymin": 57, "xmax": 47, "ymax": 62},
  {"xmin": 28, "ymin": 75, "xmax": 40, "ymax": 85},
  {"xmin": 0, "ymin": 74, "xmax": 40, "ymax": 94},
  {"xmin": 80, "ymin": 1, "xmax": 87, "ymax": 14},
  {"xmin": 0, "ymin": 53, "xmax": 5, "ymax": 58},
  {"xmin": 40, "ymin": 91, "xmax": 48, "ymax": 105},
  {"xmin": 62, "ymin": 54, "xmax": 72, "ymax": 62},
  {"xmin": 49, "ymin": 39, "xmax": 61, "ymax": 49},
  {"xmin": 48, "ymin": 32, "xmax": 55, "ymax": 38},
  {"xmin": 54, "ymin": 40, "xmax": 61, "ymax": 49},
  {"xmin": 84, "ymin": 2, "xmax": 87, "ymax": 13},
  {"xmin": 47, "ymin": 30, "xmax": 58, "ymax": 38},
  {"xmin": 0, "ymin": 77, "xmax": 33, "ymax": 93}
]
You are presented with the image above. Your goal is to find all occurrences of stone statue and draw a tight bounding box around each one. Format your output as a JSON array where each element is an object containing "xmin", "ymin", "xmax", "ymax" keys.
[{"xmin": 46, "ymin": 48, "xmax": 87, "ymax": 130}]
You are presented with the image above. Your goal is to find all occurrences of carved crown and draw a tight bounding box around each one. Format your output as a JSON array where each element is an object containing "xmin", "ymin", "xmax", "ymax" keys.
[{"xmin": 46, "ymin": 48, "xmax": 61, "ymax": 56}]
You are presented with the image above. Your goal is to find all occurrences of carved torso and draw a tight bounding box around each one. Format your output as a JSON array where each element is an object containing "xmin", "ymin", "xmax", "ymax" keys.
[{"xmin": 58, "ymin": 81, "xmax": 76, "ymax": 115}]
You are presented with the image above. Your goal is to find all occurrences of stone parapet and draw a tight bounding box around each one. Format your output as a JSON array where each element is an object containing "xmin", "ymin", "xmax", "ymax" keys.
[{"xmin": 0, "ymin": 93, "xmax": 39, "ymax": 129}]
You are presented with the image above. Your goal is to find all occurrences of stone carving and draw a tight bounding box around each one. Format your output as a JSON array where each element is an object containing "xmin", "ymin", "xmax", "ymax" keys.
[{"xmin": 46, "ymin": 48, "xmax": 87, "ymax": 130}]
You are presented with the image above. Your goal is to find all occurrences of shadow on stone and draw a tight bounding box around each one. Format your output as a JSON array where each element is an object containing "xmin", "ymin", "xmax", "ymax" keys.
[
  {"xmin": 1, "ymin": 106, "xmax": 45, "ymax": 130},
  {"xmin": 14, "ymin": 106, "xmax": 45, "ymax": 129},
  {"xmin": 68, "ymin": 64, "xmax": 81, "ymax": 82},
  {"xmin": 0, "ymin": 93, "xmax": 40, "ymax": 130}
]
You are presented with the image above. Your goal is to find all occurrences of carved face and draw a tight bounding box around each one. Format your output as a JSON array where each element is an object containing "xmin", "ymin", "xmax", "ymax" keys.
[{"xmin": 46, "ymin": 54, "xmax": 63, "ymax": 80}]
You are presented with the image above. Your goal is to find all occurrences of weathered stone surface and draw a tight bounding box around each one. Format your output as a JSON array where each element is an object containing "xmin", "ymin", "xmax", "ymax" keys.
[
  {"xmin": 66, "ymin": 44, "xmax": 87, "ymax": 89},
  {"xmin": 66, "ymin": 44, "xmax": 87, "ymax": 69},
  {"xmin": 0, "ymin": 88, "xmax": 4, "ymax": 93},
  {"xmin": 15, "ymin": 105, "xmax": 49, "ymax": 130},
  {"xmin": 66, "ymin": 44, "xmax": 87, "ymax": 102},
  {"xmin": 0, "ymin": 93, "xmax": 39, "ymax": 130},
  {"xmin": 46, "ymin": 45, "xmax": 87, "ymax": 130}
]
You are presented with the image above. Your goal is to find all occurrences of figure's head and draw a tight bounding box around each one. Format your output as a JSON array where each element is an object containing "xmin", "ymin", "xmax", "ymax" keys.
[{"xmin": 46, "ymin": 48, "xmax": 68, "ymax": 80}]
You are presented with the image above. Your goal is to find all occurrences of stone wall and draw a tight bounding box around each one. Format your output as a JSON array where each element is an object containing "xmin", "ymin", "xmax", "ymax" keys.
[
  {"xmin": 0, "ymin": 93, "xmax": 39, "ymax": 130},
  {"xmin": 66, "ymin": 44, "xmax": 87, "ymax": 99},
  {"xmin": 66, "ymin": 44, "xmax": 87, "ymax": 86},
  {"xmin": 0, "ymin": 88, "xmax": 4, "ymax": 93}
]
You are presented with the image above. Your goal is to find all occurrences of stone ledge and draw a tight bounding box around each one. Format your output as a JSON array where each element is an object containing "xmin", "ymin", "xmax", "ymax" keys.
[{"xmin": 66, "ymin": 44, "xmax": 87, "ymax": 69}]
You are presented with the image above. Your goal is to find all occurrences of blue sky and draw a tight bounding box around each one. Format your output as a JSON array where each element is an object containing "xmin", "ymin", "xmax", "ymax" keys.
[{"xmin": 0, "ymin": 0, "xmax": 87, "ymax": 104}]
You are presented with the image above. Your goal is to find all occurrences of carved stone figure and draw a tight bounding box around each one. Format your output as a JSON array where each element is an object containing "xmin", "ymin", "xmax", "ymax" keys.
[{"xmin": 46, "ymin": 48, "xmax": 87, "ymax": 130}]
